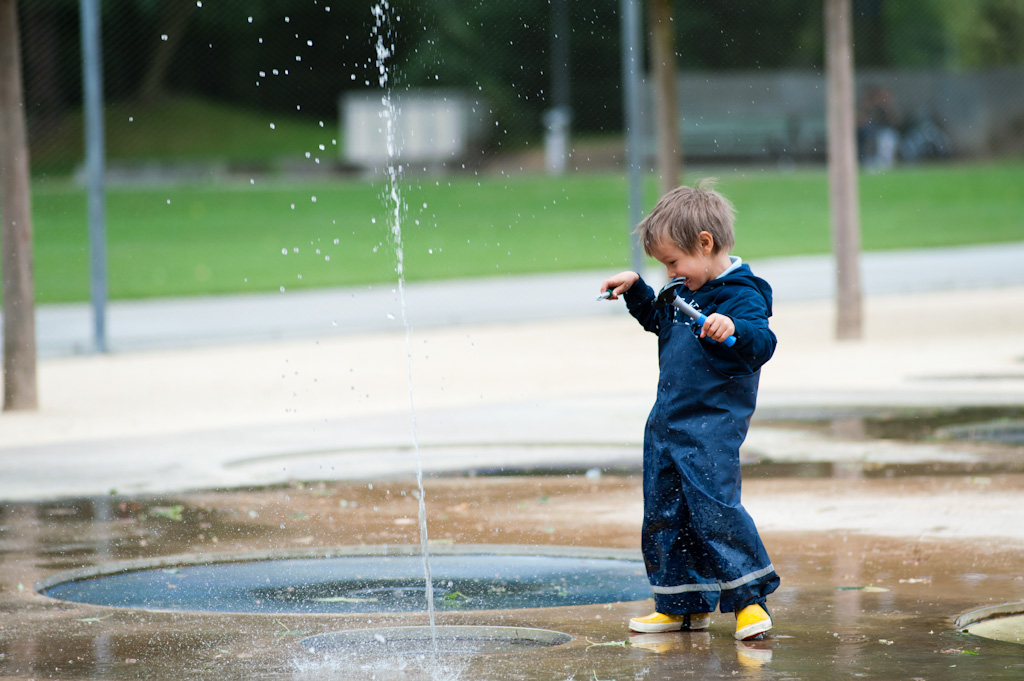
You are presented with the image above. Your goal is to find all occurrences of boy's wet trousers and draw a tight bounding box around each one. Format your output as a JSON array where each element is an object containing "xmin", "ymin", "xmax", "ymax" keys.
[{"xmin": 642, "ymin": 321, "xmax": 780, "ymax": 615}]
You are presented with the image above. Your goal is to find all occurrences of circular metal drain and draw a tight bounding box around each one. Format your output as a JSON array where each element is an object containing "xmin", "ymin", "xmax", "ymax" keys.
[
  {"xmin": 301, "ymin": 625, "xmax": 572, "ymax": 656},
  {"xmin": 955, "ymin": 602, "xmax": 1024, "ymax": 645},
  {"xmin": 36, "ymin": 545, "xmax": 649, "ymax": 614}
]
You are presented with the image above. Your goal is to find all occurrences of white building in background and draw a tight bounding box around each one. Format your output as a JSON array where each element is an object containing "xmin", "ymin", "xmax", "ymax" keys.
[{"xmin": 342, "ymin": 90, "xmax": 486, "ymax": 171}]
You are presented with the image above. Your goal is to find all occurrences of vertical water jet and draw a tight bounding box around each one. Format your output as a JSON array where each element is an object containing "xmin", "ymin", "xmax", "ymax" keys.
[{"xmin": 371, "ymin": 0, "xmax": 437, "ymax": 647}]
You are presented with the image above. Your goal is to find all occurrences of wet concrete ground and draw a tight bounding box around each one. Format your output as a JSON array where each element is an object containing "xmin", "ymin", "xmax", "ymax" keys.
[
  {"xmin": 3, "ymin": 266, "xmax": 1024, "ymax": 679},
  {"xmin": 3, "ymin": 472, "xmax": 1023, "ymax": 681}
]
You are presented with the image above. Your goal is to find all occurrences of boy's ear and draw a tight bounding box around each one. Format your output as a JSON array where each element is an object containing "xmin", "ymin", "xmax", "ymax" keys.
[{"xmin": 698, "ymin": 231, "xmax": 715, "ymax": 254}]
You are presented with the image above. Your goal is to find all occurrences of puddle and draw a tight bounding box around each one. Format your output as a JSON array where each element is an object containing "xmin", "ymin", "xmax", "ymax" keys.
[
  {"xmin": 300, "ymin": 625, "xmax": 573, "ymax": 655},
  {"xmin": 37, "ymin": 548, "xmax": 649, "ymax": 614},
  {"xmin": 762, "ymin": 405, "xmax": 1024, "ymax": 445},
  {"xmin": 3, "ymin": 476, "xmax": 1024, "ymax": 680},
  {"xmin": 743, "ymin": 459, "xmax": 1024, "ymax": 480}
]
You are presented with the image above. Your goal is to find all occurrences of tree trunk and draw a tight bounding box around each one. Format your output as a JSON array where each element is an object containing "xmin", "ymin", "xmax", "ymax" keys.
[
  {"xmin": 648, "ymin": 0, "xmax": 681, "ymax": 194},
  {"xmin": 825, "ymin": 0, "xmax": 863, "ymax": 340},
  {"xmin": 0, "ymin": 0, "xmax": 39, "ymax": 410},
  {"xmin": 136, "ymin": 1, "xmax": 196, "ymax": 102}
]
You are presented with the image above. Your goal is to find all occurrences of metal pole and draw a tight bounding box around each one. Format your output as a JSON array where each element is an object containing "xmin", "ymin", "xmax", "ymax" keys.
[
  {"xmin": 79, "ymin": 0, "xmax": 108, "ymax": 353},
  {"xmin": 545, "ymin": 0, "xmax": 571, "ymax": 175},
  {"xmin": 621, "ymin": 0, "xmax": 645, "ymax": 275}
]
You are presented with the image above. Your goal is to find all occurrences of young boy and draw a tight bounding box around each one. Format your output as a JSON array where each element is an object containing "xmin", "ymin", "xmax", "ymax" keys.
[{"xmin": 600, "ymin": 180, "xmax": 779, "ymax": 641}]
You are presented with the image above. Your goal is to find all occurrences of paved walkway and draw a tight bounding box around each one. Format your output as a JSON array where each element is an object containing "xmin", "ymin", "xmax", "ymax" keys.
[
  {"xmin": 25, "ymin": 241, "xmax": 1024, "ymax": 356},
  {"xmin": 1, "ymin": 242, "xmax": 1023, "ymax": 501}
]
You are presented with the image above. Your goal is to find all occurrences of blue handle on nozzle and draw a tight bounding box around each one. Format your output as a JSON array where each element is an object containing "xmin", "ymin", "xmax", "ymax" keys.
[{"xmin": 692, "ymin": 310, "xmax": 737, "ymax": 347}]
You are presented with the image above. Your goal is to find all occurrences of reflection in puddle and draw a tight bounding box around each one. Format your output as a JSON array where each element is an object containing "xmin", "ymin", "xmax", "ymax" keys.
[
  {"xmin": 763, "ymin": 405, "xmax": 1024, "ymax": 445},
  {"xmin": 38, "ymin": 553, "xmax": 650, "ymax": 614}
]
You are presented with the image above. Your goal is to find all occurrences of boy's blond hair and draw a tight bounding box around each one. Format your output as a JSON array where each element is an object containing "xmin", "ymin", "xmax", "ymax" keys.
[{"xmin": 635, "ymin": 178, "xmax": 736, "ymax": 255}]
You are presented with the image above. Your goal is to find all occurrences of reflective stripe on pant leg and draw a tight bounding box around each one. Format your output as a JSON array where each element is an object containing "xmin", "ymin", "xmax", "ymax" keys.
[{"xmin": 651, "ymin": 563, "xmax": 775, "ymax": 595}]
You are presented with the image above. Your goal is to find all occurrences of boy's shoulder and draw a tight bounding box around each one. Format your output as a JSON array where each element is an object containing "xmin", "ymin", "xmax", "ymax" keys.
[
  {"xmin": 706, "ymin": 264, "xmax": 771, "ymax": 296},
  {"xmin": 697, "ymin": 264, "xmax": 773, "ymax": 315}
]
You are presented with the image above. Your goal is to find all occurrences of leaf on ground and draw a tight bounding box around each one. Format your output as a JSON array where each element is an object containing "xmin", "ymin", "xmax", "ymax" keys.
[{"xmin": 149, "ymin": 505, "xmax": 184, "ymax": 521}]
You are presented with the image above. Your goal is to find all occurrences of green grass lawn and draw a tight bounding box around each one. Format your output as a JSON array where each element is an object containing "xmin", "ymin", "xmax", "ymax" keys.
[
  {"xmin": 30, "ymin": 97, "xmax": 333, "ymax": 175},
  {"xmin": 19, "ymin": 160, "xmax": 1024, "ymax": 304}
]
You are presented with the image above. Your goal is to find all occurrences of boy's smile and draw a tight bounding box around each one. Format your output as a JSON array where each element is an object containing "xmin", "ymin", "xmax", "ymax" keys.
[{"xmin": 649, "ymin": 233, "xmax": 732, "ymax": 291}]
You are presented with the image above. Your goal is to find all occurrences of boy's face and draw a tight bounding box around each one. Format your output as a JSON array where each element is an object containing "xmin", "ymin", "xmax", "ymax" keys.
[{"xmin": 649, "ymin": 233, "xmax": 728, "ymax": 291}]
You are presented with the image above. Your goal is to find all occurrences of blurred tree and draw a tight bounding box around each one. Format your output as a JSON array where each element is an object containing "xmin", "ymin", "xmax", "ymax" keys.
[
  {"xmin": 1, "ymin": 0, "xmax": 39, "ymax": 410},
  {"xmin": 20, "ymin": 0, "xmax": 80, "ymax": 144},
  {"xmin": 16, "ymin": 0, "xmax": 1024, "ymax": 156},
  {"xmin": 674, "ymin": 0, "xmax": 825, "ymax": 69},
  {"xmin": 948, "ymin": 0, "xmax": 1024, "ymax": 67},
  {"xmin": 135, "ymin": 0, "xmax": 196, "ymax": 102},
  {"xmin": 869, "ymin": 0, "xmax": 949, "ymax": 67}
]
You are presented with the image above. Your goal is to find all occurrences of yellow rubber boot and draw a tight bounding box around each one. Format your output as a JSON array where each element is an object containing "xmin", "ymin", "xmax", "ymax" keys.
[
  {"xmin": 734, "ymin": 603, "xmax": 772, "ymax": 640},
  {"xmin": 629, "ymin": 611, "xmax": 711, "ymax": 633}
]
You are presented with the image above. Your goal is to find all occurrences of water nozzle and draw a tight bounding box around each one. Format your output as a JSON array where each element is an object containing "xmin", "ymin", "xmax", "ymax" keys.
[{"xmin": 656, "ymin": 281, "xmax": 737, "ymax": 347}]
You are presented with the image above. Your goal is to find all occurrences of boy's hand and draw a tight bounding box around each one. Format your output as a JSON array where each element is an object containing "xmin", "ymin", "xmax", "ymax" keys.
[
  {"xmin": 701, "ymin": 313, "xmax": 736, "ymax": 343},
  {"xmin": 599, "ymin": 271, "xmax": 639, "ymax": 299}
]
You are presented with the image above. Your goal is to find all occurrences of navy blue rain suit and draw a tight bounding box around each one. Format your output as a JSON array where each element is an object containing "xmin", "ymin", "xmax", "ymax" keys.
[{"xmin": 623, "ymin": 262, "xmax": 780, "ymax": 615}]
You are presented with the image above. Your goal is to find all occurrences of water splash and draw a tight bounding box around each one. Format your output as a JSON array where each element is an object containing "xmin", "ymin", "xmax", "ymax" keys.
[
  {"xmin": 372, "ymin": 0, "xmax": 438, "ymax": 649},
  {"xmin": 293, "ymin": 648, "xmax": 469, "ymax": 681}
]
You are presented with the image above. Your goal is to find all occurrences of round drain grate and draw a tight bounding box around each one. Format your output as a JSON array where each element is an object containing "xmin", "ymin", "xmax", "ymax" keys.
[
  {"xmin": 956, "ymin": 602, "xmax": 1024, "ymax": 645},
  {"xmin": 36, "ymin": 545, "xmax": 649, "ymax": 614},
  {"xmin": 301, "ymin": 625, "xmax": 573, "ymax": 655}
]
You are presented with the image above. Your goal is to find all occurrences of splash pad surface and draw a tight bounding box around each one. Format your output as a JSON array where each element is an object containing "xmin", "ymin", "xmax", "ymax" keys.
[
  {"xmin": 36, "ymin": 545, "xmax": 649, "ymax": 614},
  {"xmin": 301, "ymin": 625, "xmax": 574, "ymax": 655}
]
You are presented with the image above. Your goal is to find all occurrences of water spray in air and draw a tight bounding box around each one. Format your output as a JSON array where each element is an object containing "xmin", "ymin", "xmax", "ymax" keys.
[{"xmin": 372, "ymin": 0, "xmax": 438, "ymax": 648}]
